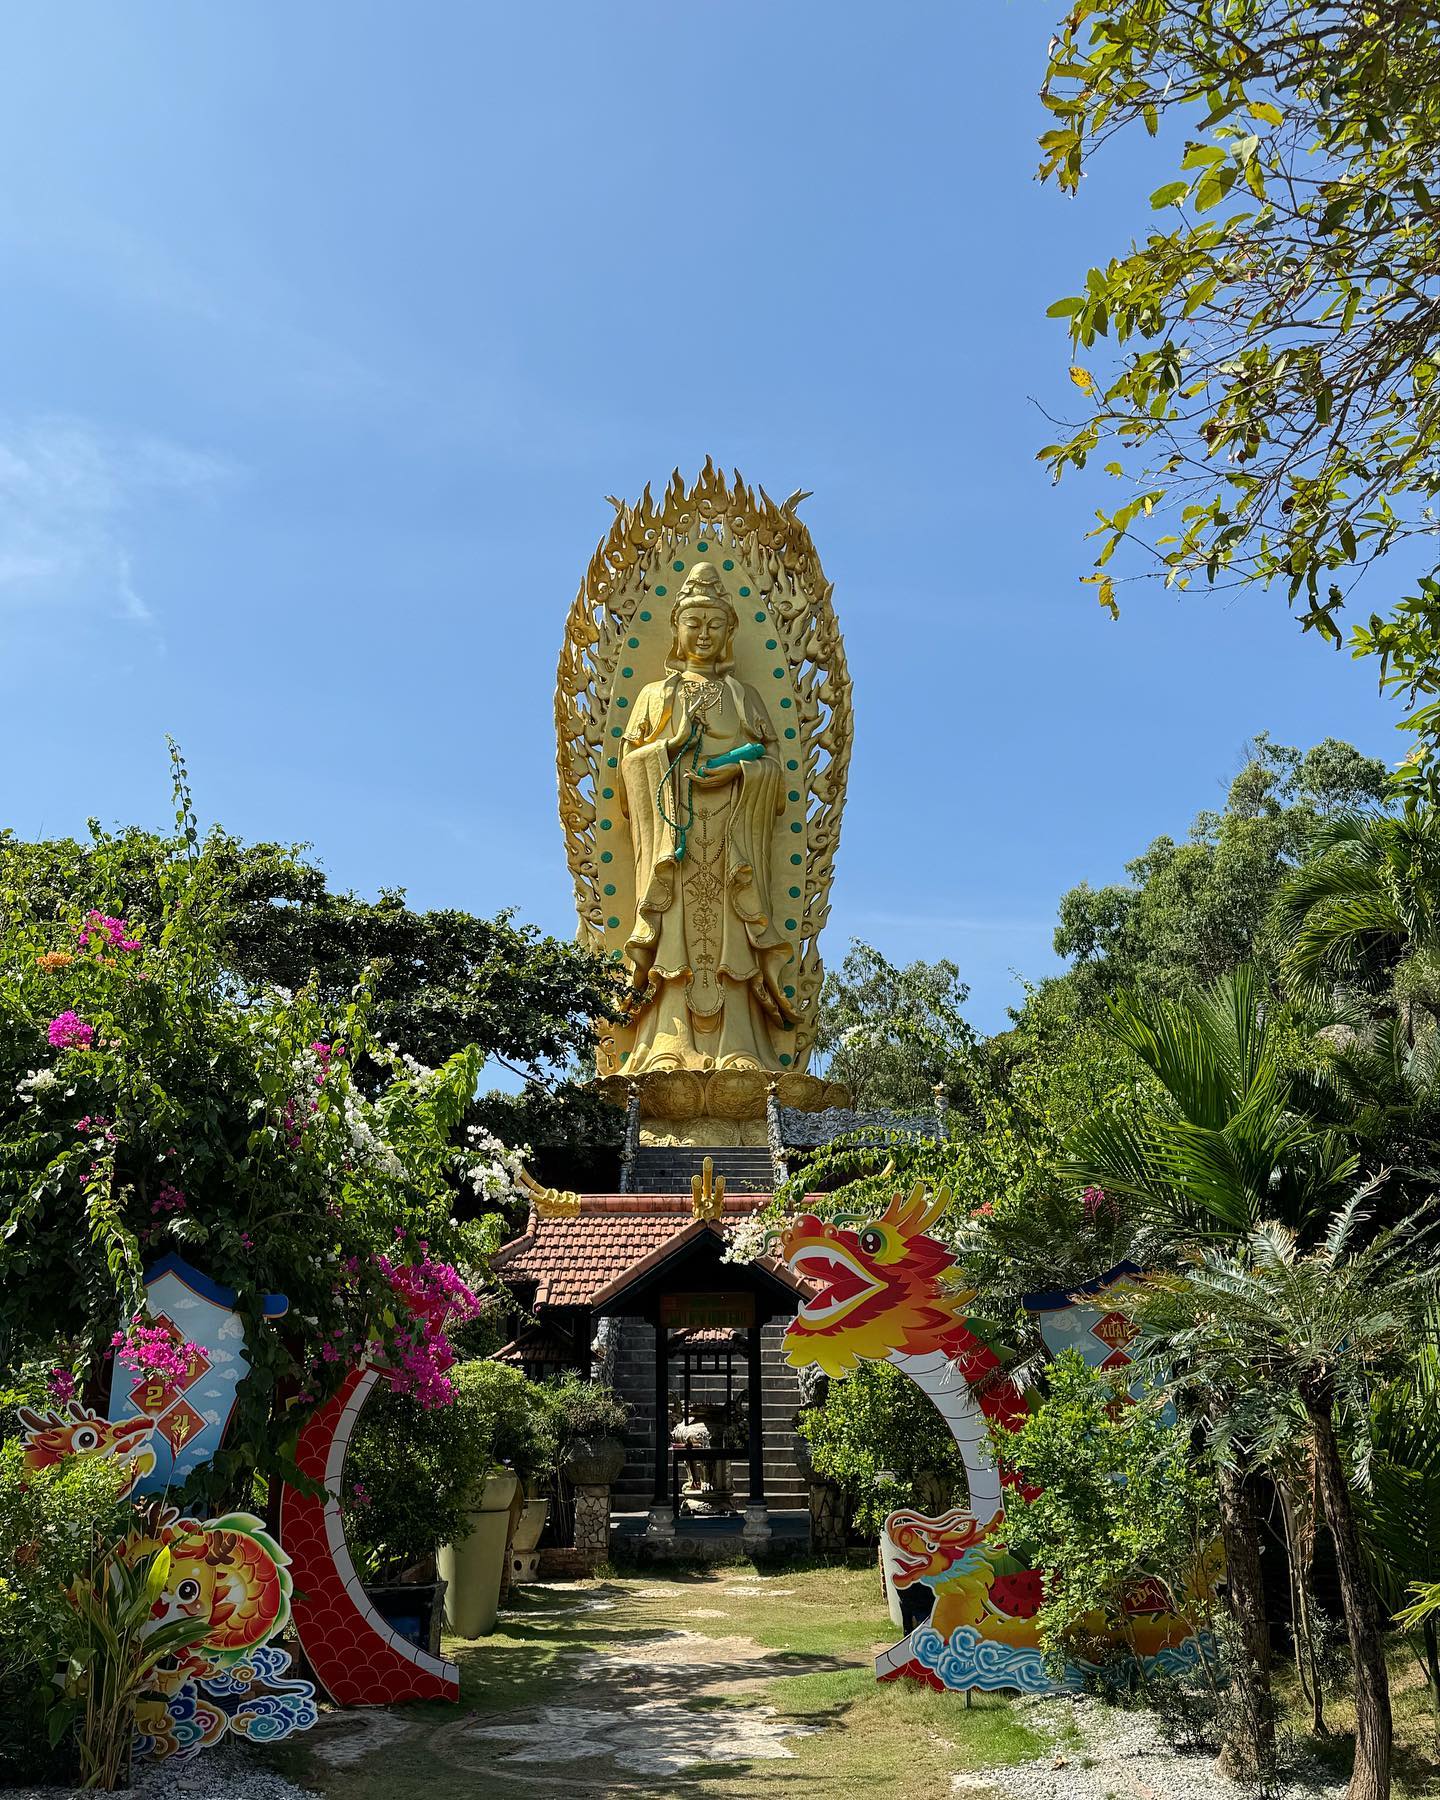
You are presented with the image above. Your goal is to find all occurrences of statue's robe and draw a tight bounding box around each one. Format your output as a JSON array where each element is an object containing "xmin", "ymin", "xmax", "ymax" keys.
[{"xmin": 620, "ymin": 670, "xmax": 797, "ymax": 1071}]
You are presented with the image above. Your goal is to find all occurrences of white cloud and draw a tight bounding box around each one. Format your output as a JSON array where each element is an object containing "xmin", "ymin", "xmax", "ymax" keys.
[{"xmin": 0, "ymin": 415, "xmax": 234, "ymax": 634}]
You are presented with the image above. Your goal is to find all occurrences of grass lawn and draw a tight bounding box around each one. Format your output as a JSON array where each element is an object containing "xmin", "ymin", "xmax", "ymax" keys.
[{"xmin": 263, "ymin": 1556, "xmax": 1043, "ymax": 1800}]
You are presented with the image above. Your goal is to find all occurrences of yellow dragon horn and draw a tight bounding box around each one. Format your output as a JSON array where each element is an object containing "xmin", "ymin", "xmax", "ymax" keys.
[{"xmin": 883, "ymin": 1180, "xmax": 954, "ymax": 1238}]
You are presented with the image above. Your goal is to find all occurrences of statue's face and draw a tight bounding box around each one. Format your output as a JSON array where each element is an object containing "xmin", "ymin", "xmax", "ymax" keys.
[{"xmin": 674, "ymin": 603, "xmax": 731, "ymax": 666}]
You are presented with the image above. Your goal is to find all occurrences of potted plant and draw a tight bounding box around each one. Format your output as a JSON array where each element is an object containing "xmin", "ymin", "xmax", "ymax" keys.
[
  {"xmin": 552, "ymin": 1372, "xmax": 629, "ymax": 1487},
  {"xmin": 439, "ymin": 1363, "xmax": 559, "ymax": 1625}
]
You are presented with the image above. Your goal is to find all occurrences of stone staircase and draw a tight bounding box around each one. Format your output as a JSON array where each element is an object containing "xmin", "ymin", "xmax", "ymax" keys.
[
  {"xmin": 609, "ymin": 1317, "xmax": 808, "ymax": 1514},
  {"xmin": 629, "ymin": 1144, "xmax": 776, "ymax": 1195}
]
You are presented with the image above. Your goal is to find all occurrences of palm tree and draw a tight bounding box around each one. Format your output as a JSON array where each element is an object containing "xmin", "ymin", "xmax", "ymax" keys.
[
  {"xmin": 1128, "ymin": 1198, "xmax": 1440, "ymax": 1800},
  {"xmin": 1359, "ymin": 1310, "xmax": 1440, "ymax": 1755},
  {"xmin": 1063, "ymin": 967, "xmax": 1362, "ymax": 1779},
  {"xmin": 1276, "ymin": 808, "xmax": 1440, "ymax": 1009}
]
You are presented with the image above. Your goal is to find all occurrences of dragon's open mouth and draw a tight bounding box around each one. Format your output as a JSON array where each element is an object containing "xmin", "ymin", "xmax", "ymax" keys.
[{"xmin": 788, "ymin": 1243, "xmax": 884, "ymax": 1325}]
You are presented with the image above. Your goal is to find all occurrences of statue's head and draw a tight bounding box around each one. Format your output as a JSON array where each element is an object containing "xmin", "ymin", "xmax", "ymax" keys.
[{"xmin": 667, "ymin": 563, "xmax": 739, "ymax": 672}]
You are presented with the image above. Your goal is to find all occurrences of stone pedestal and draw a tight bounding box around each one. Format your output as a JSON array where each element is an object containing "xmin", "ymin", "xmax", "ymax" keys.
[
  {"xmin": 645, "ymin": 1505, "xmax": 677, "ymax": 1539},
  {"xmin": 808, "ymin": 1479, "xmax": 848, "ymax": 1555},
  {"xmin": 742, "ymin": 1505, "xmax": 772, "ymax": 1552},
  {"xmin": 573, "ymin": 1483, "xmax": 612, "ymax": 1571}
]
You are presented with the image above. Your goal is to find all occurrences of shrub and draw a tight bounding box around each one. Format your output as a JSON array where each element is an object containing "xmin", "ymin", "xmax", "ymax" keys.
[
  {"xmin": 797, "ymin": 1360, "xmax": 968, "ymax": 1538},
  {"xmin": 342, "ymin": 1360, "xmax": 560, "ymax": 1580},
  {"xmin": 546, "ymin": 1371, "xmax": 628, "ymax": 1447},
  {"xmin": 0, "ymin": 1436, "xmax": 132, "ymax": 1784}
]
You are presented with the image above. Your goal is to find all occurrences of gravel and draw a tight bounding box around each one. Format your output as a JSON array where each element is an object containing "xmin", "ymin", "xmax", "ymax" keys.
[
  {"xmin": 956, "ymin": 1696, "xmax": 1350, "ymax": 1800},
  {"xmin": 8, "ymin": 1744, "xmax": 321, "ymax": 1800}
]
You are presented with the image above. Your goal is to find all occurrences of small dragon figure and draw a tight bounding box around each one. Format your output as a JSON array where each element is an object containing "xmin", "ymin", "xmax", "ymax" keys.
[{"xmin": 19, "ymin": 1403, "xmax": 158, "ymax": 1497}]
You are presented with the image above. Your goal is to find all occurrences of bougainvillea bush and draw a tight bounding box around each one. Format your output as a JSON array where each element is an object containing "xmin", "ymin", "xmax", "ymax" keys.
[{"xmin": 0, "ymin": 752, "xmax": 524, "ymax": 1506}]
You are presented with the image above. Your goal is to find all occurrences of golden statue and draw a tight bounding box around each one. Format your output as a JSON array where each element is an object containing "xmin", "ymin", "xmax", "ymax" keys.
[
  {"xmin": 556, "ymin": 462, "xmax": 853, "ymax": 1142},
  {"xmin": 621, "ymin": 562, "xmax": 796, "ymax": 1073}
]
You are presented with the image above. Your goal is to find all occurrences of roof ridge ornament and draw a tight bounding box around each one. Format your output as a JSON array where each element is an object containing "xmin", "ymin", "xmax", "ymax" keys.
[
  {"xmin": 691, "ymin": 1156, "xmax": 726, "ymax": 1221},
  {"xmin": 519, "ymin": 1167, "xmax": 581, "ymax": 1220}
]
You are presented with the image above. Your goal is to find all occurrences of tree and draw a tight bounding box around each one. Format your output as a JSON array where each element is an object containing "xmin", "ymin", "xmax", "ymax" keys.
[
  {"xmin": 0, "ymin": 826, "xmax": 618, "ymax": 1085},
  {"xmin": 0, "ymin": 767, "xmax": 518, "ymax": 1504},
  {"xmin": 814, "ymin": 941, "xmax": 978, "ymax": 1112},
  {"xmin": 1130, "ymin": 1198, "xmax": 1440, "ymax": 1800},
  {"xmin": 1054, "ymin": 736, "xmax": 1388, "ymax": 1007},
  {"xmin": 1276, "ymin": 807, "xmax": 1440, "ymax": 1009},
  {"xmin": 1036, "ymin": 0, "xmax": 1440, "ymax": 790},
  {"xmin": 1063, "ymin": 968, "xmax": 1365, "ymax": 1779}
]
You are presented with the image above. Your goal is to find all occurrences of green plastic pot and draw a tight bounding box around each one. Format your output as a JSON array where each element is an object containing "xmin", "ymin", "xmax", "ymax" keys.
[{"xmin": 438, "ymin": 1470, "xmax": 519, "ymax": 1638}]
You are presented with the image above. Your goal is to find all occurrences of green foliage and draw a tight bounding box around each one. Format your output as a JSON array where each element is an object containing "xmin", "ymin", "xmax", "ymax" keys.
[
  {"xmin": 545, "ymin": 1371, "xmax": 628, "ymax": 1446},
  {"xmin": 996, "ymin": 1354, "xmax": 1217, "ymax": 1675},
  {"xmin": 815, "ymin": 943, "xmax": 978, "ymax": 1112},
  {"xmin": 0, "ymin": 1438, "xmax": 132, "ymax": 1784},
  {"xmin": 1055, "ymin": 737, "xmax": 1388, "ymax": 1005},
  {"xmin": 343, "ymin": 1361, "xmax": 561, "ymax": 1580},
  {"xmin": 1065, "ymin": 967, "xmax": 1359, "ymax": 1240},
  {"xmin": 1035, "ymin": 0, "xmax": 1440, "ymax": 787},
  {"xmin": 797, "ymin": 1362, "xmax": 969, "ymax": 1538},
  {"xmin": 0, "ymin": 825, "xmax": 619, "ymax": 1082},
  {"xmin": 0, "ymin": 758, "xmax": 516, "ymax": 1506}
]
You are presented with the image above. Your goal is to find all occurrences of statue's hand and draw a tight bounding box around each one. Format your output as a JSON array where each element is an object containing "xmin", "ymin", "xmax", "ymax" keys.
[{"xmin": 689, "ymin": 762, "xmax": 738, "ymax": 789}]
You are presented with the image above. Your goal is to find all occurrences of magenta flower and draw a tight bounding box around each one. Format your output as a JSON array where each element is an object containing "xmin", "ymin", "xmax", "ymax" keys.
[
  {"xmin": 111, "ymin": 1315, "xmax": 201, "ymax": 1385},
  {"xmin": 47, "ymin": 1368, "xmax": 77, "ymax": 1402},
  {"xmin": 47, "ymin": 1011, "xmax": 94, "ymax": 1050},
  {"xmin": 77, "ymin": 911, "xmax": 140, "ymax": 952}
]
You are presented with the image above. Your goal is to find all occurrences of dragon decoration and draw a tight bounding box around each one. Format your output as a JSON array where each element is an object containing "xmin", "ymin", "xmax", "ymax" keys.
[
  {"xmin": 18, "ymin": 1404, "xmax": 316, "ymax": 1756},
  {"xmin": 781, "ymin": 1182, "xmax": 1217, "ymax": 1693}
]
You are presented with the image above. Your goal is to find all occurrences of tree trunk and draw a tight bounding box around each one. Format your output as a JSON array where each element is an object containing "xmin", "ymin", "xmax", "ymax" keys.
[
  {"xmin": 1308, "ymin": 1399, "xmax": 1393, "ymax": 1800},
  {"xmin": 1216, "ymin": 1460, "xmax": 1277, "ymax": 1783}
]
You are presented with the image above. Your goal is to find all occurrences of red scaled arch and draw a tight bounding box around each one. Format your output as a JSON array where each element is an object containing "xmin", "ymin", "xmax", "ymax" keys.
[{"xmin": 281, "ymin": 1364, "xmax": 459, "ymax": 1705}]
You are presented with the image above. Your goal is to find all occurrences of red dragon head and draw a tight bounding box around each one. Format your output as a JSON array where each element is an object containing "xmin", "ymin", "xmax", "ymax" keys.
[
  {"xmin": 18, "ymin": 1404, "xmax": 157, "ymax": 1498},
  {"xmin": 781, "ymin": 1182, "xmax": 971, "ymax": 1377},
  {"xmin": 885, "ymin": 1507, "xmax": 989, "ymax": 1588}
]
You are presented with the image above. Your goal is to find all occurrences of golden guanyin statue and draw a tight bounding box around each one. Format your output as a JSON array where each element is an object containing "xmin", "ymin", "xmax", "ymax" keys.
[
  {"xmin": 621, "ymin": 562, "xmax": 797, "ymax": 1072},
  {"xmin": 556, "ymin": 463, "xmax": 853, "ymax": 1143}
]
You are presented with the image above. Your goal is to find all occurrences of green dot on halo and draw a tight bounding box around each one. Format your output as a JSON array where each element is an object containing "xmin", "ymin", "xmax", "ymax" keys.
[
  {"xmin": 790, "ymin": 853, "xmax": 802, "ymax": 865},
  {"xmin": 739, "ymin": 586, "xmax": 751, "ymax": 597},
  {"xmin": 607, "ymin": 916, "xmax": 620, "ymax": 929},
  {"xmin": 611, "ymin": 727, "xmax": 623, "ymax": 738},
  {"xmin": 785, "ymin": 919, "xmax": 798, "ymax": 932},
  {"xmin": 780, "ymin": 698, "xmax": 792, "ymax": 709},
  {"xmin": 603, "ymin": 883, "xmax": 616, "ymax": 896},
  {"xmin": 673, "ymin": 559, "xmax": 685, "ymax": 572},
  {"xmin": 790, "ymin": 822, "xmax": 802, "ymax": 833},
  {"xmin": 788, "ymin": 790, "xmax": 800, "ymax": 802},
  {"xmin": 786, "ymin": 758, "xmax": 798, "ymax": 770},
  {"xmin": 723, "ymin": 558, "xmax": 734, "ymax": 571},
  {"xmin": 621, "ymin": 667, "xmax": 633, "ymax": 678},
  {"xmin": 628, "ymin": 637, "xmax": 639, "ymax": 648},
  {"xmin": 602, "ymin": 787, "xmax": 614, "ymax": 799},
  {"xmin": 697, "ymin": 541, "xmax": 708, "ymax": 551},
  {"xmin": 616, "ymin": 697, "xmax": 628, "ymax": 708},
  {"xmin": 753, "ymin": 611, "xmax": 764, "ymax": 622},
  {"xmin": 601, "ymin": 851, "xmax": 613, "ymax": 862},
  {"xmin": 789, "ymin": 885, "xmax": 801, "ymax": 898},
  {"xmin": 600, "ymin": 819, "xmax": 613, "ymax": 830},
  {"xmin": 779, "ymin": 1054, "xmax": 792, "ymax": 1066},
  {"xmin": 607, "ymin": 757, "xmax": 618, "ymax": 768},
  {"xmin": 766, "ymin": 638, "xmax": 777, "ymax": 650},
  {"xmin": 784, "ymin": 985, "xmax": 796, "ymax": 998},
  {"xmin": 611, "ymin": 949, "xmax": 623, "ymax": 962},
  {"xmin": 784, "ymin": 727, "xmax": 796, "ymax": 739}
]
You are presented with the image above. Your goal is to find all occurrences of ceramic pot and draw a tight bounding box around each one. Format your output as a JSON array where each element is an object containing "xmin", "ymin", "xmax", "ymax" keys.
[{"xmin": 438, "ymin": 1470, "xmax": 519, "ymax": 1638}]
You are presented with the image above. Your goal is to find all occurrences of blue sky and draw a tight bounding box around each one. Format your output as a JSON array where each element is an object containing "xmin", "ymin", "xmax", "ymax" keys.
[{"xmin": 0, "ymin": 3, "xmax": 1400, "ymax": 1035}]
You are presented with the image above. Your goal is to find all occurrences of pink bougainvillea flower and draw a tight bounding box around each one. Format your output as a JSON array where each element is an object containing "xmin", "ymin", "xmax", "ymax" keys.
[
  {"xmin": 77, "ymin": 911, "xmax": 140, "ymax": 952},
  {"xmin": 46, "ymin": 1368, "xmax": 77, "ymax": 1402},
  {"xmin": 47, "ymin": 1011, "xmax": 94, "ymax": 1050},
  {"xmin": 375, "ymin": 1251, "xmax": 481, "ymax": 1410},
  {"xmin": 110, "ymin": 1315, "xmax": 201, "ymax": 1385}
]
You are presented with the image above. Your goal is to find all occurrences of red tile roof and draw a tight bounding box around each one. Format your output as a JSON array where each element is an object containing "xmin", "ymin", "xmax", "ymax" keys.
[{"xmin": 493, "ymin": 1192, "xmax": 805, "ymax": 1310}]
